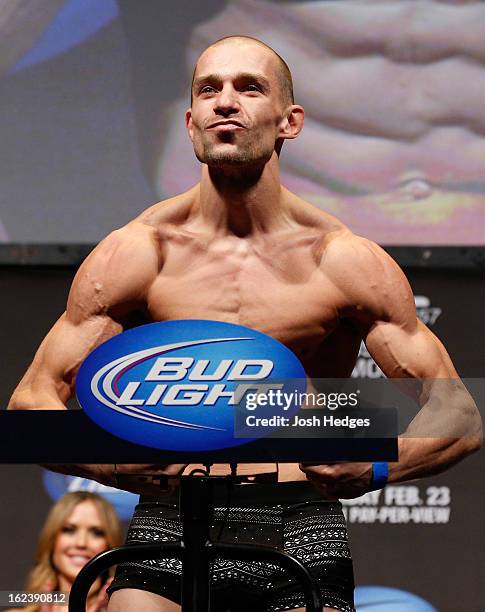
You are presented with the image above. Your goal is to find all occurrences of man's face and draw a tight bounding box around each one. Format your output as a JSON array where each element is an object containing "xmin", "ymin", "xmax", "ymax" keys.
[{"xmin": 186, "ymin": 41, "xmax": 287, "ymax": 168}]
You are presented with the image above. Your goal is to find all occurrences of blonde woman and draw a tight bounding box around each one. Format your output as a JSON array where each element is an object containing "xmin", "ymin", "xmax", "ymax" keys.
[{"xmin": 7, "ymin": 491, "xmax": 123, "ymax": 612}]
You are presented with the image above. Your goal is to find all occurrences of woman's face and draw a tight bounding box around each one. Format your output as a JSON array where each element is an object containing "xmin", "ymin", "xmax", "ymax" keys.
[{"xmin": 52, "ymin": 500, "xmax": 109, "ymax": 586}]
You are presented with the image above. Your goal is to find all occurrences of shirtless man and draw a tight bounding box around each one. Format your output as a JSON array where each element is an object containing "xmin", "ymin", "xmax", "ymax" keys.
[{"xmin": 9, "ymin": 36, "xmax": 482, "ymax": 612}]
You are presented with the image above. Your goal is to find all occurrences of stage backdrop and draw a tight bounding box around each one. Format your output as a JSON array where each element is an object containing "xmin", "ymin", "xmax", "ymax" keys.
[
  {"xmin": 1, "ymin": 263, "xmax": 484, "ymax": 611},
  {"xmin": 2, "ymin": 0, "xmax": 485, "ymax": 245}
]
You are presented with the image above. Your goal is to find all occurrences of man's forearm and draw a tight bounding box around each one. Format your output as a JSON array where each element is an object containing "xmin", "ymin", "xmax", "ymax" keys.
[
  {"xmin": 41, "ymin": 463, "xmax": 188, "ymax": 496},
  {"xmin": 8, "ymin": 382, "xmax": 69, "ymax": 411},
  {"xmin": 388, "ymin": 435, "xmax": 481, "ymax": 484},
  {"xmin": 388, "ymin": 380, "xmax": 482, "ymax": 483}
]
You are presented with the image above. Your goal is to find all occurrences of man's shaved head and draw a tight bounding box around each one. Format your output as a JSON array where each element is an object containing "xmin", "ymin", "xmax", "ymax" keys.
[
  {"xmin": 191, "ymin": 36, "xmax": 294, "ymax": 107},
  {"xmin": 187, "ymin": 34, "xmax": 304, "ymax": 168}
]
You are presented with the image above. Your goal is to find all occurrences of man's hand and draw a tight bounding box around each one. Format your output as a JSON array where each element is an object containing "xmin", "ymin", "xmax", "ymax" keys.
[
  {"xmin": 42, "ymin": 464, "xmax": 188, "ymax": 496},
  {"xmin": 299, "ymin": 462, "xmax": 373, "ymax": 499}
]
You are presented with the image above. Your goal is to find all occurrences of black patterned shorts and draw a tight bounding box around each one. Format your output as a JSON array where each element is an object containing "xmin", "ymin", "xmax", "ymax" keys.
[{"xmin": 109, "ymin": 482, "xmax": 354, "ymax": 611}]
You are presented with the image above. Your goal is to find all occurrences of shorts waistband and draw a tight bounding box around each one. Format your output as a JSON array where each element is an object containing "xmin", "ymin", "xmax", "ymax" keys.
[{"xmin": 140, "ymin": 481, "xmax": 337, "ymax": 507}]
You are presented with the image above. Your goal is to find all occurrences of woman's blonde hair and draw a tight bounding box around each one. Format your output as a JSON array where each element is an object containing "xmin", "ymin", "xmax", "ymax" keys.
[{"xmin": 24, "ymin": 491, "xmax": 123, "ymax": 612}]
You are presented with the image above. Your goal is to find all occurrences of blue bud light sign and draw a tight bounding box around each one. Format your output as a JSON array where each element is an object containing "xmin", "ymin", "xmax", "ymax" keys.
[{"xmin": 76, "ymin": 320, "xmax": 305, "ymax": 451}]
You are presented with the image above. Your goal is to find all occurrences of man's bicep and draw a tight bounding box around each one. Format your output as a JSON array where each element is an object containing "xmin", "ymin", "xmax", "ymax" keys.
[
  {"xmin": 8, "ymin": 312, "xmax": 122, "ymax": 409},
  {"xmin": 65, "ymin": 224, "xmax": 159, "ymax": 322},
  {"xmin": 365, "ymin": 319, "xmax": 458, "ymax": 379},
  {"xmin": 9, "ymin": 225, "xmax": 157, "ymax": 410},
  {"xmin": 335, "ymin": 236, "xmax": 457, "ymax": 379}
]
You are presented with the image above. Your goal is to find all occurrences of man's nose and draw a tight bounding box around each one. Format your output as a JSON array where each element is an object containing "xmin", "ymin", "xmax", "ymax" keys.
[{"xmin": 214, "ymin": 86, "xmax": 239, "ymax": 115}]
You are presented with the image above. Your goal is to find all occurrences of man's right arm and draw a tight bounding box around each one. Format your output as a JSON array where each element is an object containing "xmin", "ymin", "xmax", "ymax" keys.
[
  {"xmin": 7, "ymin": 223, "xmax": 175, "ymax": 491},
  {"xmin": 8, "ymin": 222, "xmax": 159, "ymax": 410}
]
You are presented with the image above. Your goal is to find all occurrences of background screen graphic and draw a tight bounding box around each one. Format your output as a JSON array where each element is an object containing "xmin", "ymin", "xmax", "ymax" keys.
[{"xmin": 2, "ymin": 0, "xmax": 485, "ymax": 245}]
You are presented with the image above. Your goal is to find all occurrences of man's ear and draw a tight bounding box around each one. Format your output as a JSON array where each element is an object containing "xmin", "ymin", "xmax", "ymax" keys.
[
  {"xmin": 185, "ymin": 108, "xmax": 194, "ymax": 142},
  {"xmin": 278, "ymin": 105, "xmax": 305, "ymax": 141}
]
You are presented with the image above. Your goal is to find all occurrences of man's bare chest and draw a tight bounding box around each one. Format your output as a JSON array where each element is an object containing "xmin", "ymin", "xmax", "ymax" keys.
[{"xmin": 145, "ymin": 239, "xmax": 340, "ymax": 355}]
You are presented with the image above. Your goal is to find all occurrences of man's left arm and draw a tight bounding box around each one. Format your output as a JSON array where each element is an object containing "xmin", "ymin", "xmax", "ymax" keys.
[
  {"xmin": 301, "ymin": 237, "xmax": 482, "ymax": 497},
  {"xmin": 364, "ymin": 316, "xmax": 482, "ymax": 485}
]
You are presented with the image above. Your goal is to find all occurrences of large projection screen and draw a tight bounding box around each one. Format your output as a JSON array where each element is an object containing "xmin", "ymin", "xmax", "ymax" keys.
[{"xmin": 1, "ymin": 0, "xmax": 485, "ymax": 245}]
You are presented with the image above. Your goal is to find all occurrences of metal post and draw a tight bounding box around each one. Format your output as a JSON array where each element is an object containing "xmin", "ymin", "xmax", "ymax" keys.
[{"xmin": 179, "ymin": 477, "xmax": 214, "ymax": 612}]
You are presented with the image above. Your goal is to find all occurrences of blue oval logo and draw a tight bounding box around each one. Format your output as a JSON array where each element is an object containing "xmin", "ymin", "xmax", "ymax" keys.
[{"xmin": 76, "ymin": 320, "xmax": 306, "ymax": 451}]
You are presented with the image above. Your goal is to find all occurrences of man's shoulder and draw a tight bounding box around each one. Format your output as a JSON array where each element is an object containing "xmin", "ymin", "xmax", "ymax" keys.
[
  {"xmin": 67, "ymin": 210, "xmax": 174, "ymax": 315},
  {"xmin": 325, "ymin": 233, "xmax": 415, "ymax": 325},
  {"xmin": 93, "ymin": 187, "xmax": 198, "ymax": 255},
  {"xmin": 135, "ymin": 187, "xmax": 197, "ymax": 231},
  {"xmin": 301, "ymin": 213, "xmax": 413, "ymax": 320},
  {"xmin": 321, "ymin": 230, "xmax": 405, "ymax": 290},
  {"xmin": 67, "ymin": 219, "xmax": 160, "ymax": 316},
  {"xmin": 322, "ymin": 231, "xmax": 389, "ymax": 268},
  {"xmin": 84, "ymin": 221, "xmax": 159, "ymax": 272}
]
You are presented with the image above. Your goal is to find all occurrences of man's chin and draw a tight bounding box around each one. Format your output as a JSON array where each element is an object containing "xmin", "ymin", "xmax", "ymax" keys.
[
  {"xmin": 207, "ymin": 157, "xmax": 254, "ymax": 169},
  {"xmin": 196, "ymin": 146, "xmax": 270, "ymax": 169}
]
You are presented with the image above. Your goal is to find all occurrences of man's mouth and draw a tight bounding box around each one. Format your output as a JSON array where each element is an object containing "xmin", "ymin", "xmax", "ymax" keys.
[{"xmin": 207, "ymin": 120, "xmax": 245, "ymax": 131}]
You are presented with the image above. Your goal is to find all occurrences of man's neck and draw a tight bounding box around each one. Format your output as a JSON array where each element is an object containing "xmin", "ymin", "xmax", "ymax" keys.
[{"xmin": 196, "ymin": 153, "xmax": 291, "ymax": 238}]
